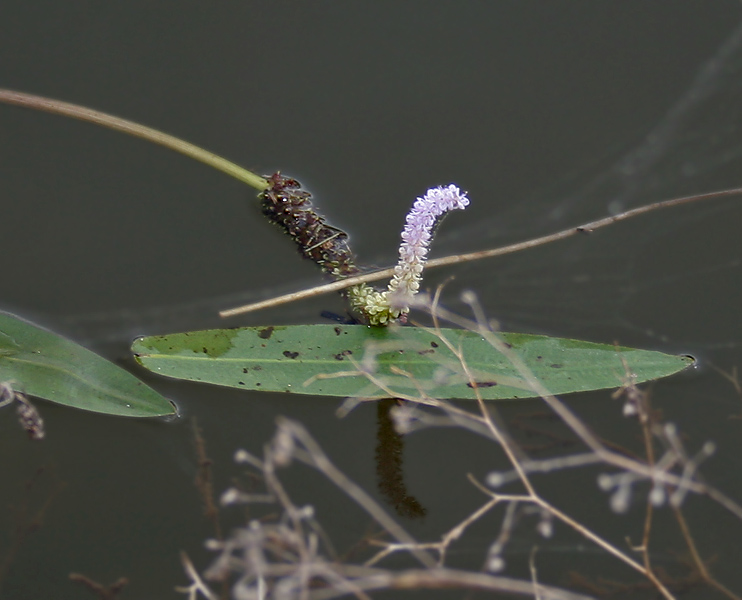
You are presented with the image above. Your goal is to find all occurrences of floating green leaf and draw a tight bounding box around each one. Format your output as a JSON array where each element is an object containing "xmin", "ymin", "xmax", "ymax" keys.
[
  {"xmin": 0, "ymin": 311, "xmax": 175, "ymax": 417},
  {"xmin": 132, "ymin": 324, "xmax": 693, "ymax": 400}
]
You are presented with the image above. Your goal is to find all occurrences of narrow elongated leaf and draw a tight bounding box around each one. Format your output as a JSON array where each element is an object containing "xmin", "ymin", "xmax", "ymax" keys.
[
  {"xmin": 0, "ymin": 311, "xmax": 175, "ymax": 416},
  {"xmin": 132, "ymin": 324, "xmax": 693, "ymax": 400}
]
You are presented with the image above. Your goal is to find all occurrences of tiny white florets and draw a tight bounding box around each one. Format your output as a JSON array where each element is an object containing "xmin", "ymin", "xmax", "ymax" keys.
[{"xmin": 349, "ymin": 184, "xmax": 469, "ymax": 325}]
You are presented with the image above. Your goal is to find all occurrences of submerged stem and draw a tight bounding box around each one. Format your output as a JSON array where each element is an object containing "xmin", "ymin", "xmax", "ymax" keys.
[{"xmin": 0, "ymin": 88, "xmax": 268, "ymax": 190}]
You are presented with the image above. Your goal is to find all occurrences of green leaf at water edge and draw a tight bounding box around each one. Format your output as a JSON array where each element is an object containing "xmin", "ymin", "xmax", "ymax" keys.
[
  {"xmin": 131, "ymin": 324, "xmax": 693, "ymax": 400},
  {"xmin": 0, "ymin": 311, "xmax": 175, "ymax": 417}
]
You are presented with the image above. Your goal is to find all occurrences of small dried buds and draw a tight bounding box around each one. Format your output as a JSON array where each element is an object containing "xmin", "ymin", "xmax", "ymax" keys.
[
  {"xmin": 0, "ymin": 382, "xmax": 45, "ymax": 440},
  {"xmin": 348, "ymin": 184, "xmax": 470, "ymax": 325}
]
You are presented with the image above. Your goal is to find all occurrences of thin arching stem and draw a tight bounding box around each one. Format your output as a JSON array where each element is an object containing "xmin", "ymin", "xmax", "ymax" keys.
[{"xmin": 0, "ymin": 88, "xmax": 268, "ymax": 191}]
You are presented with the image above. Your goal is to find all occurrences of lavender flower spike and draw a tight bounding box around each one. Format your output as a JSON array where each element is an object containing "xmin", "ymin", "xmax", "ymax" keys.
[
  {"xmin": 347, "ymin": 184, "xmax": 469, "ymax": 325},
  {"xmin": 388, "ymin": 184, "xmax": 469, "ymax": 305}
]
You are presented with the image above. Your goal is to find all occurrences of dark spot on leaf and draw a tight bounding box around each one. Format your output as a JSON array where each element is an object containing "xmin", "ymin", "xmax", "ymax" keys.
[
  {"xmin": 258, "ymin": 327, "xmax": 275, "ymax": 339},
  {"xmin": 418, "ymin": 349, "xmax": 435, "ymax": 355},
  {"xmin": 334, "ymin": 349, "xmax": 353, "ymax": 361},
  {"xmin": 430, "ymin": 341, "xmax": 438, "ymax": 348},
  {"xmin": 253, "ymin": 365, "xmax": 262, "ymax": 371},
  {"xmin": 283, "ymin": 350, "xmax": 299, "ymax": 359},
  {"xmin": 536, "ymin": 356, "xmax": 543, "ymax": 360},
  {"xmin": 550, "ymin": 363, "xmax": 563, "ymax": 369},
  {"xmin": 242, "ymin": 367, "xmax": 248, "ymax": 373},
  {"xmin": 238, "ymin": 381, "xmax": 245, "ymax": 385},
  {"xmin": 256, "ymin": 382, "xmax": 261, "ymax": 386},
  {"xmin": 153, "ymin": 329, "xmax": 237, "ymax": 358},
  {"xmin": 503, "ymin": 342, "xmax": 512, "ymax": 349},
  {"xmin": 334, "ymin": 327, "xmax": 342, "ymax": 336},
  {"xmin": 466, "ymin": 381, "xmax": 498, "ymax": 388}
]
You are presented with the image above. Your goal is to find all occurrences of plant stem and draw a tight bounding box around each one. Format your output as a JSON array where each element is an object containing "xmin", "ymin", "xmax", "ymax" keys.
[{"xmin": 0, "ymin": 88, "xmax": 268, "ymax": 190}]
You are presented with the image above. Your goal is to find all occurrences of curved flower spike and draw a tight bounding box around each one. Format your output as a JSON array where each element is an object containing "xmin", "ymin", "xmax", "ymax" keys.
[{"xmin": 347, "ymin": 185, "xmax": 469, "ymax": 325}]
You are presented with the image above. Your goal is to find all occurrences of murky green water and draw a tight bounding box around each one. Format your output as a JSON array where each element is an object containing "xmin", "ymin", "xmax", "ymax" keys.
[{"xmin": 1, "ymin": 3, "xmax": 741, "ymax": 599}]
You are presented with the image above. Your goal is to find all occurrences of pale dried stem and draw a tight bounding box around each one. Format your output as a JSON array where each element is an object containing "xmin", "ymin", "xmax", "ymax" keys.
[
  {"xmin": 421, "ymin": 295, "xmax": 680, "ymax": 599},
  {"xmin": 530, "ymin": 546, "xmax": 543, "ymax": 600},
  {"xmin": 177, "ymin": 552, "xmax": 217, "ymax": 600},
  {"xmin": 278, "ymin": 418, "xmax": 437, "ymax": 570},
  {"xmin": 328, "ymin": 316, "xmax": 676, "ymax": 596},
  {"xmin": 425, "ymin": 300, "xmax": 742, "ymax": 517},
  {"xmin": 365, "ymin": 493, "xmax": 501, "ymax": 567},
  {"xmin": 308, "ymin": 567, "xmax": 596, "ymax": 600},
  {"xmin": 220, "ymin": 187, "xmax": 742, "ymax": 317},
  {"xmin": 670, "ymin": 503, "xmax": 741, "ymax": 600},
  {"xmin": 312, "ymin": 293, "xmax": 740, "ymax": 598}
]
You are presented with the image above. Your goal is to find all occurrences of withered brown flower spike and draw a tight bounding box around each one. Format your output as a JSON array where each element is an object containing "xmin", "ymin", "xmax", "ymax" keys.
[{"xmin": 259, "ymin": 172, "xmax": 360, "ymax": 279}]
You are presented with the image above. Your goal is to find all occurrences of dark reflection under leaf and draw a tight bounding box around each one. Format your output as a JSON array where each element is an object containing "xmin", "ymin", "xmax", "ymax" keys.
[{"xmin": 375, "ymin": 398, "xmax": 427, "ymax": 519}]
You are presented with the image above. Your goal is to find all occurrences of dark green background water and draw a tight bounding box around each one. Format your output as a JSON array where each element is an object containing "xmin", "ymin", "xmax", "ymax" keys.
[{"xmin": 1, "ymin": 2, "xmax": 741, "ymax": 599}]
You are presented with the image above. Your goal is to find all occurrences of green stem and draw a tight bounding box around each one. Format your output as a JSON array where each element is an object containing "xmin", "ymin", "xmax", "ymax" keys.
[{"xmin": 0, "ymin": 88, "xmax": 268, "ymax": 190}]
